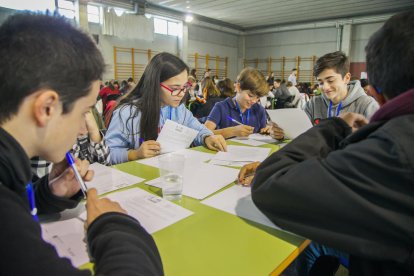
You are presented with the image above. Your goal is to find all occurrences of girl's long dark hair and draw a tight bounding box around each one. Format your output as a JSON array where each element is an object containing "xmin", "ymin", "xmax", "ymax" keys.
[{"xmin": 118, "ymin": 52, "xmax": 189, "ymax": 143}]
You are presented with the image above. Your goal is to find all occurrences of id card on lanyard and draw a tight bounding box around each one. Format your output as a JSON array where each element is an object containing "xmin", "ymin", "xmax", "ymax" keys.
[{"xmin": 328, "ymin": 101, "xmax": 342, "ymax": 118}]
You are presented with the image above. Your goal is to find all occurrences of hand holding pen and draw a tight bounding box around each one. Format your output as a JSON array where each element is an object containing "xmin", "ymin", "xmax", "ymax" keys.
[
  {"xmin": 65, "ymin": 152, "xmax": 89, "ymax": 198},
  {"xmin": 48, "ymin": 156, "xmax": 93, "ymax": 198},
  {"xmin": 227, "ymin": 116, "xmax": 254, "ymax": 137},
  {"xmin": 238, "ymin": 161, "xmax": 261, "ymax": 186}
]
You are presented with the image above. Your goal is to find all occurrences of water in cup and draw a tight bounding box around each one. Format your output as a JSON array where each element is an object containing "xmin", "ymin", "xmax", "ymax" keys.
[
  {"xmin": 158, "ymin": 154, "xmax": 185, "ymax": 201},
  {"xmin": 162, "ymin": 172, "xmax": 183, "ymax": 200}
]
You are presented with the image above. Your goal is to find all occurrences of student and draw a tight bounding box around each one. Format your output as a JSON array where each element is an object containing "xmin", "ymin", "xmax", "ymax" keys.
[
  {"xmin": 304, "ymin": 51, "xmax": 379, "ymax": 125},
  {"xmin": 216, "ymin": 78, "xmax": 236, "ymax": 98},
  {"xmin": 31, "ymin": 108, "xmax": 111, "ymax": 182},
  {"xmin": 205, "ymin": 68, "xmax": 284, "ymax": 139},
  {"xmin": 240, "ymin": 10, "xmax": 414, "ymax": 275},
  {"xmin": 0, "ymin": 13, "xmax": 163, "ymax": 275},
  {"xmin": 191, "ymin": 77, "xmax": 223, "ymax": 120},
  {"xmin": 272, "ymin": 79, "xmax": 292, "ymax": 109},
  {"xmin": 106, "ymin": 52, "xmax": 226, "ymax": 164},
  {"xmin": 288, "ymin": 68, "xmax": 297, "ymax": 86}
]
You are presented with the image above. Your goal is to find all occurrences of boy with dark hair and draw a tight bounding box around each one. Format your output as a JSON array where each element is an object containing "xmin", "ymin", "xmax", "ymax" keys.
[
  {"xmin": 0, "ymin": 13, "xmax": 162, "ymax": 275},
  {"xmin": 241, "ymin": 10, "xmax": 414, "ymax": 275},
  {"xmin": 305, "ymin": 51, "xmax": 379, "ymax": 125}
]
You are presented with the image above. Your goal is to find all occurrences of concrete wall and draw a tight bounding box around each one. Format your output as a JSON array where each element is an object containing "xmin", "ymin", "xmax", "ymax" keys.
[{"xmin": 350, "ymin": 22, "xmax": 383, "ymax": 62}]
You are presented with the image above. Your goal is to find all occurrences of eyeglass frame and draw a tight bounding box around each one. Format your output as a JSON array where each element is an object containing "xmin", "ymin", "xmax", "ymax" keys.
[{"xmin": 160, "ymin": 82, "xmax": 192, "ymax": 96}]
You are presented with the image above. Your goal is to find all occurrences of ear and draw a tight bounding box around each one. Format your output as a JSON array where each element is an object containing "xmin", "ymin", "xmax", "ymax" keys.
[
  {"xmin": 368, "ymin": 85, "xmax": 386, "ymax": 106},
  {"xmin": 235, "ymin": 82, "xmax": 241, "ymax": 93},
  {"xmin": 32, "ymin": 90, "xmax": 60, "ymax": 127},
  {"xmin": 343, "ymin": 72, "xmax": 351, "ymax": 84}
]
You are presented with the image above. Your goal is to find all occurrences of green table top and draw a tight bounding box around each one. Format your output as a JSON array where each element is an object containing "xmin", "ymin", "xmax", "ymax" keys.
[{"xmin": 110, "ymin": 141, "xmax": 308, "ymax": 276}]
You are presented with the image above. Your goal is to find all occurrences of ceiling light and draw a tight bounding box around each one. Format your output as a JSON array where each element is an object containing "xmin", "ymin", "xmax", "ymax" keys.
[
  {"xmin": 185, "ymin": 14, "xmax": 193, "ymax": 23},
  {"xmin": 144, "ymin": 13, "xmax": 152, "ymax": 19}
]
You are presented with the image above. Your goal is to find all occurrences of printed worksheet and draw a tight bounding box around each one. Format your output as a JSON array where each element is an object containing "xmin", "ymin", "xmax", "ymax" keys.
[
  {"xmin": 86, "ymin": 163, "xmax": 145, "ymax": 195},
  {"xmin": 42, "ymin": 188, "xmax": 193, "ymax": 266},
  {"xmin": 137, "ymin": 148, "xmax": 214, "ymax": 168},
  {"xmin": 209, "ymin": 145, "xmax": 271, "ymax": 167},
  {"xmin": 157, "ymin": 120, "xmax": 198, "ymax": 154}
]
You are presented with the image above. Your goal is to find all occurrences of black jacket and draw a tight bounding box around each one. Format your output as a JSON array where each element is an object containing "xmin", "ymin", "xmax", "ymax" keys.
[
  {"xmin": 251, "ymin": 103, "xmax": 414, "ymax": 275},
  {"xmin": 0, "ymin": 127, "xmax": 163, "ymax": 275}
]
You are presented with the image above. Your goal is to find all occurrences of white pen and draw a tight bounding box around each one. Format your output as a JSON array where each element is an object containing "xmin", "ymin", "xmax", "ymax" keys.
[{"xmin": 65, "ymin": 151, "xmax": 88, "ymax": 198}]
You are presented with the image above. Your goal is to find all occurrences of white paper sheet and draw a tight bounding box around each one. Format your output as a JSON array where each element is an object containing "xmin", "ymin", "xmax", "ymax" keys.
[
  {"xmin": 86, "ymin": 163, "xmax": 145, "ymax": 195},
  {"xmin": 42, "ymin": 188, "xmax": 193, "ymax": 267},
  {"xmin": 229, "ymin": 133, "xmax": 279, "ymax": 146},
  {"xmin": 137, "ymin": 148, "xmax": 214, "ymax": 168},
  {"xmin": 267, "ymin": 109, "xmax": 313, "ymax": 139},
  {"xmin": 201, "ymin": 185, "xmax": 280, "ymax": 230},
  {"xmin": 106, "ymin": 188, "xmax": 193, "ymax": 234},
  {"xmin": 156, "ymin": 120, "xmax": 198, "ymax": 154},
  {"xmin": 41, "ymin": 218, "xmax": 89, "ymax": 267},
  {"xmin": 209, "ymin": 145, "xmax": 271, "ymax": 167},
  {"xmin": 145, "ymin": 162, "xmax": 239, "ymax": 199}
]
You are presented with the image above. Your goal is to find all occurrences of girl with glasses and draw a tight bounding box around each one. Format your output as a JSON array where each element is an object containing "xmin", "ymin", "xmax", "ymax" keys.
[
  {"xmin": 106, "ymin": 52, "xmax": 226, "ymax": 164},
  {"xmin": 205, "ymin": 68, "xmax": 285, "ymax": 139}
]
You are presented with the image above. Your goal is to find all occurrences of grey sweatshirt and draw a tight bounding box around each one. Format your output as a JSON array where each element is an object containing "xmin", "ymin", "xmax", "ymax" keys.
[{"xmin": 304, "ymin": 80, "xmax": 379, "ymax": 124}]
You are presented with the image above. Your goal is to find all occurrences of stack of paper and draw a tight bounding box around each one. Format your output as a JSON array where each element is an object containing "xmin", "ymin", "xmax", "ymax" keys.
[{"xmin": 137, "ymin": 148, "xmax": 214, "ymax": 167}]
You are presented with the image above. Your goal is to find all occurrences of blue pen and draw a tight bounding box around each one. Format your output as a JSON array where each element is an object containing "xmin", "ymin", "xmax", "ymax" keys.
[
  {"xmin": 65, "ymin": 151, "xmax": 88, "ymax": 198},
  {"xmin": 26, "ymin": 182, "xmax": 38, "ymax": 221},
  {"xmin": 227, "ymin": 116, "xmax": 243, "ymax": 125}
]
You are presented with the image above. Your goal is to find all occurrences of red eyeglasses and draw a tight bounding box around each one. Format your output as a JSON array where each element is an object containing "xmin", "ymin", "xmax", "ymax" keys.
[{"xmin": 160, "ymin": 82, "xmax": 192, "ymax": 96}]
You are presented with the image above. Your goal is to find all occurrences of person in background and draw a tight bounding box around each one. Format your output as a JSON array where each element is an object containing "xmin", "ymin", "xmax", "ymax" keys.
[
  {"xmin": 99, "ymin": 80, "xmax": 120, "ymax": 112},
  {"xmin": 0, "ymin": 13, "xmax": 163, "ymax": 275},
  {"xmin": 272, "ymin": 79, "xmax": 292, "ymax": 109},
  {"xmin": 240, "ymin": 10, "xmax": 414, "ymax": 275},
  {"xmin": 288, "ymin": 68, "xmax": 297, "ymax": 86},
  {"xmin": 304, "ymin": 51, "xmax": 379, "ymax": 125},
  {"xmin": 216, "ymin": 78, "xmax": 236, "ymax": 98},
  {"xmin": 287, "ymin": 81, "xmax": 301, "ymax": 107},
  {"xmin": 191, "ymin": 77, "xmax": 223, "ymax": 121},
  {"xmin": 205, "ymin": 67, "xmax": 284, "ymax": 139},
  {"xmin": 106, "ymin": 52, "xmax": 227, "ymax": 164},
  {"xmin": 312, "ymin": 83, "xmax": 322, "ymax": 96}
]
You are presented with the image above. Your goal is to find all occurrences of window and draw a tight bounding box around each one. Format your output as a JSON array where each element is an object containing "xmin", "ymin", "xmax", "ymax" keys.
[
  {"xmin": 154, "ymin": 18, "xmax": 168, "ymax": 35},
  {"xmin": 57, "ymin": 0, "xmax": 75, "ymax": 19},
  {"xmin": 168, "ymin": 21, "xmax": 179, "ymax": 36},
  {"xmin": 154, "ymin": 17, "xmax": 180, "ymax": 36},
  {"xmin": 0, "ymin": 0, "xmax": 54, "ymax": 12},
  {"xmin": 87, "ymin": 4, "xmax": 101, "ymax": 24}
]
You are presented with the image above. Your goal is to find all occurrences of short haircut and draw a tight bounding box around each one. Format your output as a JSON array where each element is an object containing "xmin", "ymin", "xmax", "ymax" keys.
[
  {"xmin": 360, "ymin": 79, "xmax": 369, "ymax": 88},
  {"xmin": 292, "ymin": 68, "xmax": 297, "ymax": 71},
  {"xmin": 237, "ymin": 67, "xmax": 268, "ymax": 97},
  {"xmin": 313, "ymin": 51, "xmax": 350, "ymax": 78},
  {"xmin": 274, "ymin": 79, "xmax": 282, "ymax": 83},
  {"xmin": 0, "ymin": 13, "xmax": 104, "ymax": 124},
  {"xmin": 366, "ymin": 11, "xmax": 414, "ymax": 99}
]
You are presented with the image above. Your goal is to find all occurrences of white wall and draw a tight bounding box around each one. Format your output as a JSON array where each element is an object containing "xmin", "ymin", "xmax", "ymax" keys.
[
  {"xmin": 187, "ymin": 25, "xmax": 239, "ymax": 80},
  {"xmin": 350, "ymin": 22, "xmax": 383, "ymax": 62},
  {"xmin": 89, "ymin": 23, "xmax": 178, "ymax": 81}
]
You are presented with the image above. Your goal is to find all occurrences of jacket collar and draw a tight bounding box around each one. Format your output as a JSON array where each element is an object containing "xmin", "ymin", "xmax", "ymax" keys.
[
  {"xmin": 370, "ymin": 88, "xmax": 414, "ymax": 123},
  {"xmin": 0, "ymin": 127, "xmax": 31, "ymax": 193}
]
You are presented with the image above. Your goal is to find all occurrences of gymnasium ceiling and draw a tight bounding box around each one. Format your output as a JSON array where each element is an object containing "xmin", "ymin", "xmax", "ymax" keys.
[{"xmin": 145, "ymin": 0, "xmax": 414, "ymax": 31}]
